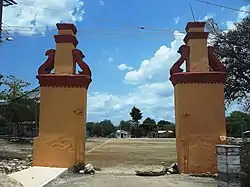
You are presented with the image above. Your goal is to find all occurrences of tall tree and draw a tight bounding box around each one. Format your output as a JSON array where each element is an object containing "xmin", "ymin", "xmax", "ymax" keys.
[
  {"xmin": 129, "ymin": 106, "xmax": 142, "ymax": 126},
  {"xmin": 207, "ymin": 18, "xmax": 250, "ymax": 106}
]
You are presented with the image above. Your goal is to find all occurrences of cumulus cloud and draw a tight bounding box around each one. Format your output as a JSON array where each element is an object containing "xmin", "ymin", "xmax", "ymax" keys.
[
  {"xmin": 3, "ymin": 0, "xmax": 85, "ymax": 35},
  {"xmin": 124, "ymin": 31, "xmax": 185, "ymax": 85},
  {"xmin": 87, "ymin": 81, "xmax": 174, "ymax": 123},
  {"xmin": 238, "ymin": 5, "xmax": 250, "ymax": 20},
  {"xmin": 226, "ymin": 4, "xmax": 250, "ymax": 29},
  {"xmin": 86, "ymin": 6, "xmax": 248, "ymax": 124},
  {"xmin": 87, "ymin": 31, "xmax": 185, "ymax": 123},
  {"xmin": 118, "ymin": 64, "xmax": 133, "ymax": 71}
]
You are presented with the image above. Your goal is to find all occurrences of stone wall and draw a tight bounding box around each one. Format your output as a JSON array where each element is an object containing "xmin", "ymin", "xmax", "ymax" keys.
[{"xmin": 216, "ymin": 144, "xmax": 241, "ymax": 187}]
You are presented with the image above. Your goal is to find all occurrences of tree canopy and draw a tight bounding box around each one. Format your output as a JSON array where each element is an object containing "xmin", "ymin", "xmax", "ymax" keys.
[
  {"xmin": 209, "ymin": 18, "xmax": 250, "ymax": 107},
  {"xmin": 129, "ymin": 106, "xmax": 142, "ymax": 125},
  {"xmin": 226, "ymin": 111, "xmax": 250, "ymax": 138}
]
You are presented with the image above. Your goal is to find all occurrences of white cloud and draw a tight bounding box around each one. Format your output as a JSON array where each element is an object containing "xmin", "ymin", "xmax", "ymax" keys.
[
  {"xmin": 3, "ymin": 0, "xmax": 85, "ymax": 35},
  {"xmin": 85, "ymin": 7, "xmax": 247, "ymax": 124},
  {"xmin": 174, "ymin": 16, "xmax": 180, "ymax": 24},
  {"xmin": 124, "ymin": 31, "xmax": 185, "ymax": 85},
  {"xmin": 226, "ymin": 21, "xmax": 236, "ymax": 30},
  {"xmin": 99, "ymin": 0, "xmax": 105, "ymax": 6},
  {"xmin": 87, "ymin": 31, "xmax": 185, "ymax": 123},
  {"xmin": 226, "ymin": 4, "xmax": 250, "ymax": 30},
  {"xmin": 204, "ymin": 12, "xmax": 216, "ymax": 20},
  {"xmin": 118, "ymin": 64, "xmax": 133, "ymax": 71},
  {"xmin": 238, "ymin": 5, "xmax": 250, "ymax": 20},
  {"xmin": 87, "ymin": 81, "xmax": 174, "ymax": 123},
  {"xmin": 108, "ymin": 57, "xmax": 114, "ymax": 62}
]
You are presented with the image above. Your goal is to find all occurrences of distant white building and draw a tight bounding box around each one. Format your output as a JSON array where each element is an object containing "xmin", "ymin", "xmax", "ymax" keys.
[
  {"xmin": 116, "ymin": 130, "xmax": 129, "ymax": 138},
  {"xmin": 157, "ymin": 130, "xmax": 174, "ymax": 138},
  {"xmin": 157, "ymin": 130, "xmax": 167, "ymax": 138}
]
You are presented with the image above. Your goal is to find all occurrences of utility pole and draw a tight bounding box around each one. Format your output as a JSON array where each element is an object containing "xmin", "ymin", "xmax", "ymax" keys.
[{"xmin": 0, "ymin": 0, "xmax": 17, "ymax": 41}]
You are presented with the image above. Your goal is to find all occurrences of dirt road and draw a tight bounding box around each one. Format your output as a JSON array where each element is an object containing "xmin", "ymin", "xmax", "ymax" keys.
[{"xmin": 52, "ymin": 173, "xmax": 217, "ymax": 187}]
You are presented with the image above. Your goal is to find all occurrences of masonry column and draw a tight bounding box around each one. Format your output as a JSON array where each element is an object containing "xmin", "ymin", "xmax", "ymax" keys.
[
  {"xmin": 170, "ymin": 22, "xmax": 227, "ymax": 174},
  {"xmin": 32, "ymin": 23, "xmax": 92, "ymax": 168}
]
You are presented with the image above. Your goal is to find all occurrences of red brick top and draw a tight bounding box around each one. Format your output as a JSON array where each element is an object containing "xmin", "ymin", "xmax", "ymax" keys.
[
  {"xmin": 170, "ymin": 72, "xmax": 226, "ymax": 85},
  {"xmin": 183, "ymin": 32, "xmax": 209, "ymax": 44},
  {"xmin": 54, "ymin": 35, "xmax": 78, "ymax": 47},
  {"xmin": 185, "ymin": 22, "xmax": 206, "ymax": 32},
  {"xmin": 37, "ymin": 74, "xmax": 92, "ymax": 89},
  {"xmin": 56, "ymin": 23, "xmax": 77, "ymax": 35}
]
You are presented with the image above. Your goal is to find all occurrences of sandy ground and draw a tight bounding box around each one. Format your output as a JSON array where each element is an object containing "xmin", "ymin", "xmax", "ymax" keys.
[
  {"xmin": 52, "ymin": 138, "xmax": 217, "ymax": 187},
  {"xmin": 0, "ymin": 138, "xmax": 217, "ymax": 186},
  {"xmin": 85, "ymin": 138, "xmax": 177, "ymax": 168},
  {"xmin": 53, "ymin": 173, "xmax": 217, "ymax": 187},
  {"xmin": 0, "ymin": 139, "xmax": 32, "ymax": 159}
]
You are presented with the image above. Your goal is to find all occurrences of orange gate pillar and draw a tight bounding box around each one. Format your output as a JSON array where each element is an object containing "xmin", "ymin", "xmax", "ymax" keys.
[
  {"xmin": 32, "ymin": 23, "xmax": 92, "ymax": 168},
  {"xmin": 170, "ymin": 22, "xmax": 227, "ymax": 174}
]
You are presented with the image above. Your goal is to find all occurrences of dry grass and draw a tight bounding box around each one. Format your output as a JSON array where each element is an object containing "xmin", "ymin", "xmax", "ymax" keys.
[{"xmin": 85, "ymin": 138, "xmax": 177, "ymax": 168}]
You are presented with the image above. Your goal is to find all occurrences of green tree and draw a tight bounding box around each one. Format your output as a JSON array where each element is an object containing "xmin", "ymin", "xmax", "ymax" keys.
[
  {"xmin": 119, "ymin": 120, "xmax": 131, "ymax": 132},
  {"xmin": 0, "ymin": 74, "xmax": 3, "ymax": 86},
  {"xmin": 0, "ymin": 75, "xmax": 31, "ymax": 100},
  {"xmin": 141, "ymin": 117, "xmax": 156, "ymax": 137},
  {"xmin": 92, "ymin": 122, "xmax": 102, "ymax": 137},
  {"xmin": 157, "ymin": 120, "xmax": 176, "ymax": 138},
  {"xmin": 86, "ymin": 122, "xmax": 96, "ymax": 137},
  {"xmin": 129, "ymin": 106, "xmax": 142, "ymax": 126},
  {"xmin": 0, "ymin": 75, "xmax": 36, "ymax": 139},
  {"xmin": 157, "ymin": 120, "xmax": 173, "ymax": 130},
  {"xmin": 99, "ymin": 119, "xmax": 115, "ymax": 137},
  {"xmin": 207, "ymin": 18, "xmax": 250, "ymax": 107},
  {"xmin": 226, "ymin": 111, "xmax": 250, "ymax": 138}
]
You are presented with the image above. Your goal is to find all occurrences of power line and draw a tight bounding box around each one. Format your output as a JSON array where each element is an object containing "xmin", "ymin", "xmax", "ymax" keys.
[
  {"xmin": 16, "ymin": 1, "xmax": 60, "ymax": 12},
  {"xmin": 196, "ymin": 0, "xmax": 250, "ymax": 14}
]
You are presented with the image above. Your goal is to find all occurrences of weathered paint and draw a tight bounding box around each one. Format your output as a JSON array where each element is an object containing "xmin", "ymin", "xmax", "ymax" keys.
[
  {"xmin": 172, "ymin": 22, "xmax": 227, "ymax": 174},
  {"xmin": 32, "ymin": 23, "xmax": 91, "ymax": 168},
  {"xmin": 33, "ymin": 87, "xmax": 87, "ymax": 168}
]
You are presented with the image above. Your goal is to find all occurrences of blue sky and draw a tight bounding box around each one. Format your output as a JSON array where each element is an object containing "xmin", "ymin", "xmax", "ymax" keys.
[{"xmin": 0, "ymin": 0, "xmax": 249, "ymax": 124}]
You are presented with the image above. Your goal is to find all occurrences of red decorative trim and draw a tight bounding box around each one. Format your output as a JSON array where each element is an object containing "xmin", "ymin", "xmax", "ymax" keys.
[
  {"xmin": 56, "ymin": 23, "xmax": 77, "ymax": 35},
  {"xmin": 185, "ymin": 22, "xmax": 206, "ymax": 32},
  {"xmin": 54, "ymin": 35, "xmax": 78, "ymax": 47},
  {"xmin": 72, "ymin": 49, "xmax": 92, "ymax": 77},
  {"xmin": 38, "ymin": 49, "xmax": 56, "ymax": 74},
  {"xmin": 37, "ymin": 74, "xmax": 92, "ymax": 89},
  {"xmin": 170, "ymin": 72, "xmax": 226, "ymax": 85},
  {"xmin": 208, "ymin": 46, "xmax": 226, "ymax": 72},
  {"xmin": 184, "ymin": 32, "xmax": 209, "ymax": 44},
  {"xmin": 170, "ymin": 45, "xmax": 190, "ymax": 76}
]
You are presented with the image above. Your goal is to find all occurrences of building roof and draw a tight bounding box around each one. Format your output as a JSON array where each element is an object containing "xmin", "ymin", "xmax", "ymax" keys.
[
  {"xmin": 158, "ymin": 130, "xmax": 166, "ymax": 134},
  {"xmin": 116, "ymin": 130, "xmax": 128, "ymax": 134}
]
